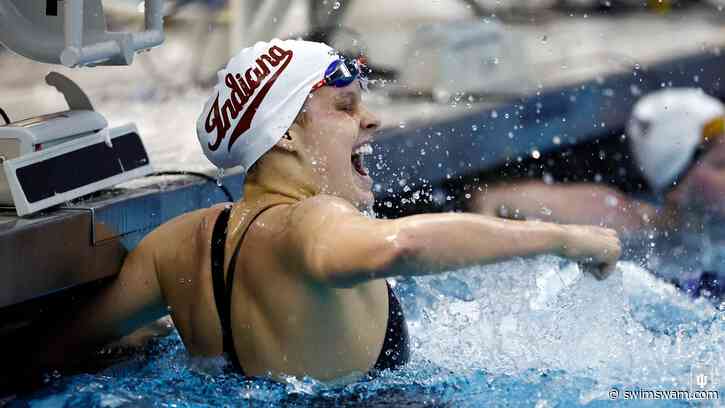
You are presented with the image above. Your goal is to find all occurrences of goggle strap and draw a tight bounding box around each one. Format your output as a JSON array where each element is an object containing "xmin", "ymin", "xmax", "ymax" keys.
[{"xmin": 311, "ymin": 55, "xmax": 368, "ymax": 92}]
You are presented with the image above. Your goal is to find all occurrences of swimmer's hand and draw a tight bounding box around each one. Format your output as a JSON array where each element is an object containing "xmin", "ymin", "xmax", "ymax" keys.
[{"xmin": 559, "ymin": 225, "xmax": 621, "ymax": 280}]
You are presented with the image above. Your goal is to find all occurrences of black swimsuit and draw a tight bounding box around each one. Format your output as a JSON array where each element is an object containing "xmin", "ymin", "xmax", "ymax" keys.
[{"xmin": 210, "ymin": 206, "xmax": 410, "ymax": 376}]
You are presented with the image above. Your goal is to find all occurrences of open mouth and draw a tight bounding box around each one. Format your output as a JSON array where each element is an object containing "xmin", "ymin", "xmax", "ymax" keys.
[{"xmin": 351, "ymin": 143, "xmax": 373, "ymax": 177}]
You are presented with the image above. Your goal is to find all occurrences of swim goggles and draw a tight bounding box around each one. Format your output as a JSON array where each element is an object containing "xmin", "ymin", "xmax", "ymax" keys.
[{"xmin": 311, "ymin": 55, "xmax": 368, "ymax": 92}]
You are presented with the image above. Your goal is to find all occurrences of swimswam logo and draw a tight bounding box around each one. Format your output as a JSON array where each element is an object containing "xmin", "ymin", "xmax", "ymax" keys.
[{"xmin": 205, "ymin": 45, "xmax": 294, "ymax": 152}]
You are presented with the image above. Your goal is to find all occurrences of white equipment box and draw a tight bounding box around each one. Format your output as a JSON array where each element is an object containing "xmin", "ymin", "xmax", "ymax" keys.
[{"xmin": 0, "ymin": 73, "xmax": 153, "ymax": 216}]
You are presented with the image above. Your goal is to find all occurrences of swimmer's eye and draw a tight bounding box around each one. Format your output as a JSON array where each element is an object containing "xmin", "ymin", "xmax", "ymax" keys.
[{"xmin": 337, "ymin": 102, "xmax": 356, "ymax": 113}]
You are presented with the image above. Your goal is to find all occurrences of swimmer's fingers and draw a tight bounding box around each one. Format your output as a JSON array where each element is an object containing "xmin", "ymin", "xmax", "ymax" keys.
[
  {"xmin": 563, "ymin": 224, "xmax": 621, "ymax": 280},
  {"xmin": 581, "ymin": 262, "xmax": 616, "ymax": 280},
  {"xmin": 600, "ymin": 238, "xmax": 620, "ymax": 280},
  {"xmin": 601, "ymin": 230, "xmax": 622, "ymax": 280},
  {"xmin": 600, "ymin": 262, "xmax": 617, "ymax": 279}
]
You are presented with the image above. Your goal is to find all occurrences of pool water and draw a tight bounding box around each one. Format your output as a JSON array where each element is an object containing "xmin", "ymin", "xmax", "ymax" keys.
[{"xmin": 12, "ymin": 251, "xmax": 725, "ymax": 407}]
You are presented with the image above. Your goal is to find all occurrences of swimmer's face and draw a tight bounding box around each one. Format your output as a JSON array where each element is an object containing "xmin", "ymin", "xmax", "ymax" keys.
[
  {"xmin": 291, "ymin": 81, "xmax": 380, "ymax": 210},
  {"xmin": 668, "ymin": 140, "xmax": 725, "ymax": 219}
]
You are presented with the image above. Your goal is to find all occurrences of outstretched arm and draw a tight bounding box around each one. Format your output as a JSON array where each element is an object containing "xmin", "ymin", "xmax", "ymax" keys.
[
  {"xmin": 469, "ymin": 181, "xmax": 656, "ymax": 233},
  {"xmin": 284, "ymin": 195, "xmax": 621, "ymax": 288}
]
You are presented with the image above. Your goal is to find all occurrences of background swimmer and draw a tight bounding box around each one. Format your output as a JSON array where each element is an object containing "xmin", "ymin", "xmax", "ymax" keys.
[{"xmin": 470, "ymin": 88, "xmax": 725, "ymax": 234}]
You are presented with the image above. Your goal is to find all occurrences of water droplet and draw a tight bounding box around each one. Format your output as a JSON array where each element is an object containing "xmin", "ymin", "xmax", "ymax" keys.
[
  {"xmin": 216, "ymin": 168, "xmax": 225, "ymax": 187},
  {"xmin": 605, "ymin": 195, "xmax": 619, "ymax": 207},
  {"xmin": 399, "ymin": 122, "xmax": 406, "ymax": 129},
  {"xmin": 531, "ymin": 150, "xmax": 541, "ymax": 159},
  {"xmin": 471, "ymin": 125, "xmax": 478, "ymax": 132},
  {"xmin": 332, "ymin": 1, "xmax": 341, "ymax": 10}
]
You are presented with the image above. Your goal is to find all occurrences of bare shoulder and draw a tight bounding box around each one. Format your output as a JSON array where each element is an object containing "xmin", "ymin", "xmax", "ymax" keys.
[
  {"xmin": 250, "ymin": 195, "xmax": 358, "ymax": 233},
  {"xmin": 248, "ymin": 195, "xmax": 363, "ymax": 254},
  {"xmin": 145, "ymin": 203, "xmax": 231, "ymax": 264},
  {"xmin": 287, "ymin": 194, "xmax": 360, "ymax": 223}
]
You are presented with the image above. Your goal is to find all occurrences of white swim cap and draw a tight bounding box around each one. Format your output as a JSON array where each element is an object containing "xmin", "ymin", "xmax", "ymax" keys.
[
  {"xmin": 627, "ymin": 88, "xmax": 725, "ymax": 192},
  {"xmin": 196, "ymin": 39, "xmax": 338, "ymax": 170}
]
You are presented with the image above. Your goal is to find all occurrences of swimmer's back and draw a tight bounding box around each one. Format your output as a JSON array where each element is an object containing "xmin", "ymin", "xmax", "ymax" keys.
[{"xmin": 152, "ymin": 204, "xmax": 228, "ymax": 356}]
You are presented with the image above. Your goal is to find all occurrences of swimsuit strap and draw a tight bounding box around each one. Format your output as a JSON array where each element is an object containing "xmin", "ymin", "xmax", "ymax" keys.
[
  {"xmin": 372, "ymin": 281, "xmax": 410, "ymax": 372},
  {"xmin": 212, "ymin": 194, "xmax": 298, "ymax": 374},
  {"xmin": 210, "ymin": 206, "xmax": 242, "ymax": 373}
]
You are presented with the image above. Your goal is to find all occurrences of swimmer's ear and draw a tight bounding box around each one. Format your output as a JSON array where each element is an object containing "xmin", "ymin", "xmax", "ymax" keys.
[{"xmin": 276, "ymin": 128, "xmax": 297, "ymax": 152}]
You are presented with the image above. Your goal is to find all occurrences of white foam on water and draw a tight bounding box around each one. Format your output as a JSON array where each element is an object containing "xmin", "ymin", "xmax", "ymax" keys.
[{"xmin": 404, "ymin": 256, "xmax": 724, "ymax": 398}]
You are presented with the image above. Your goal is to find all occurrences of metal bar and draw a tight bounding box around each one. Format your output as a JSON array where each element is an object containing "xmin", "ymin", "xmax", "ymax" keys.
[
  {"xmin": 60, "ymin": 0, "xmax": 164, "ymax": 66},
  {"xmin": 144, "ymin": 0, "xmax": 163, "ymax": 32},
  {"xmin": 61, "ymin": 39, "xmax": 124, "ymax": 66},
  {"xmin": 132, "ymin": 0, "xmax": 164, "ymax": 50},
  {"xmin": 63, "ymin": 0, "xmax": 83, "ymax": 50}
]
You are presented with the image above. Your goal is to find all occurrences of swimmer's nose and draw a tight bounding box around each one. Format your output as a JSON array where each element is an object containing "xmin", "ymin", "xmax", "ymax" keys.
[{"xmin": 360, "ymin": 105, "xmax": 381, "ymax": 136}]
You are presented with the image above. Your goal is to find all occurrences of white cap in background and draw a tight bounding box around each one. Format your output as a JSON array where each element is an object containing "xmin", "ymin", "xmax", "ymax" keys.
[{"xmin": 627, "ymin": 88, "xmax": 725, "ymax": 192}]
